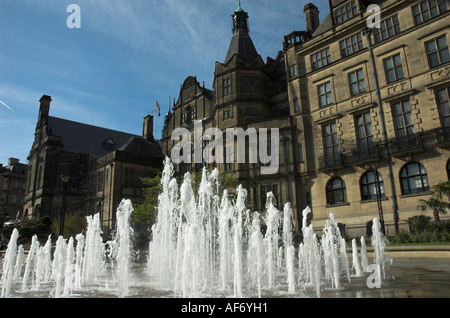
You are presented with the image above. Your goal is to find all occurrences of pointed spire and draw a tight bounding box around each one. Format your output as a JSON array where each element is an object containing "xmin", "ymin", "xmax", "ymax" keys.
[
  {"xmin": 225, "ymin": 2, "xmax": 258, "ymax": 64},
  {"xmin": 236, "ymin": 0, "xmax": 245, "ymax": 13}
]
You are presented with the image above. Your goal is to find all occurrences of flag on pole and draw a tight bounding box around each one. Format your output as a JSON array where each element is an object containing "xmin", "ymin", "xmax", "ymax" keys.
[{"xmin": 156, "ymin": 100, "xmax": 161, "ymax": 117}]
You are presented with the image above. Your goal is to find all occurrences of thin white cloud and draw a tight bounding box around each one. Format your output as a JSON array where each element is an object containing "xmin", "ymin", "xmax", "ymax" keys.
[{"xmin": 0, "ymin": 99, "xmax": 14, "ymax": 112}]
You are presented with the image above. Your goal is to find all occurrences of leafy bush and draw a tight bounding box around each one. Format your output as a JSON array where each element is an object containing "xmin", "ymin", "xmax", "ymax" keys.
[
  {"xmin": 408, "ymin": 215, "xmax": 432, "ymax": 234},
  {"xmin": 1, "ymin": 216, "xmax": 54, "ymax": 248},
  {"xmin": 390, "ymin": 218, "xmax": 450, "ymax": 244}
]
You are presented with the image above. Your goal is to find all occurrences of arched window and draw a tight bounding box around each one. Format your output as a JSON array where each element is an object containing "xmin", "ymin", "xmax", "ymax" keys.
[
  {"xmin": 400, "ymin": 162, "xmax": 430, "ymax": 195},
  {"xmin": 326, "ymin": 177, "xmax": 347, "ymax": 205},
  {"xmin": 361, "ymin": 170, "xmax": 385, "ymax": 201}
]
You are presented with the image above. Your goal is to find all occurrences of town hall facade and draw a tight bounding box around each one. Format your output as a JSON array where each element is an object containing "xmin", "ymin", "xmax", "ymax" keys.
[{"xmin": 161, "ymin": 0, "xmax": 450, "ymax": 237}]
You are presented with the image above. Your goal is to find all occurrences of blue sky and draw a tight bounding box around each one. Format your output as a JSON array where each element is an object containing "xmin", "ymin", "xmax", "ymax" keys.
[{"xmin": 0, "ymin": 0, "xmax": 331, "ymax": 165}]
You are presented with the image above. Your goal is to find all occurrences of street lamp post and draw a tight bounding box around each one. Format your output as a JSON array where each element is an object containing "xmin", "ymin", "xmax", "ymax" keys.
[
  {"xmin": 363, "ymin": 27, "xmax": 400, "ymax": 235},
  {"xmin": 60, "ymin": 175, "xmax": 71, "ymax": 237}
]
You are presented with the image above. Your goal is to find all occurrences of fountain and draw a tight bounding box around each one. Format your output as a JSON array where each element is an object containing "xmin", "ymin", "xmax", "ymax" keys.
[
  {"xmin": 0, "ymin": 228, "xmax": 19, "ymax": 297},
  {"xmin": 0, "ymin": 158, "xmax": 395, "ymax": 298}
]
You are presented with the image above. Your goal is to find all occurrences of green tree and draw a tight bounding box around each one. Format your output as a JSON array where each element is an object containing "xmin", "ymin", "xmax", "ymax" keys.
[
  {"xmin": 131, "ymin": 174, "xmax": 161, "ymax": 249},
  {"xmin": 419, "ymin": 181, "xmax": 450, "ymax": 223}
]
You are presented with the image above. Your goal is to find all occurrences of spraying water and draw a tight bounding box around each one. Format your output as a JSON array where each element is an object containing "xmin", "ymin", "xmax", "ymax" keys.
[
  {"xmin": 371, "ymin": 218, "xmax": 393, "ymax": 280},
  {"xmin": 352, "ymin": 239, "xmax": 363, "ymax": 277},
  {"xmin": 0, "ymin": 229, "xmax": 19, "ymax": 297},
  {"xmin": 114, "ymin": 199, "xmax": 134, "ymax": 298},
  {"xmin": 0, "ymin": 158, "xmax": 395, "ymax": 298},
  {"xmin": 22, "ymin": 235, "xmax": 39, "ymax": 291}
]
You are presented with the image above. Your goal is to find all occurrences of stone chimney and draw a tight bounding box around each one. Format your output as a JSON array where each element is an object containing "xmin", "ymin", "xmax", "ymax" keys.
[
  {"xmin": 304, "ymin": 3, "xmax": 320, "ymax": 34},
  {"xmin": 38, "ymin": 95, "xmax": 52, "ymax": 124},
  {"xmin": 143, "ymin": 115, "xmax": 154, "ymax": 141},
  {"xmin": 8, "ymin": 158, "xmax": 19, "ymax": 167}
]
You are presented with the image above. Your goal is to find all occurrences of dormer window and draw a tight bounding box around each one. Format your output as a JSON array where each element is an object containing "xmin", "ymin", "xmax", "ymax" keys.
[
  {"xmin": 103, "ymin": 138, "xmax": 116, "ymax": 151},
  {"xmin": 181, "ymin": 106, "xmax": 195, "ymax": 125},
  {"xmin": 334, "ymin": 1, "xmax": 358, "ymax": 25}
]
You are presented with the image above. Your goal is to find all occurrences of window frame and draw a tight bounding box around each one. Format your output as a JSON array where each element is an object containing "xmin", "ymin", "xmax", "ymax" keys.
[
  {"xmin": 322, "ymin": 121, "xmax": 340, "ymax": 163},
  {"xmin": 223, "ymin": 109, "xmax": 232, "ymax": 120},
  {"xmin": 261, "ymin": 184, "xmax": 279, "ymax": 209},
  {"xmin": 348, "ymin": 68, "xmax": 367, "ymax": 96},
  {"xmin": 392, "ymin": 100, "xmax": 415, "ymax": 140},
  {"xmin": 340, "ymin": 32, "xmax": 364, "ymax": 58},
  {"xmin": 318, "ymin": 81, "xmax": 333, "ymax": 108},
  {"xmin": 435, "ymin": 86, "xmax": 450, "ymax": 128},
  {"xmin": 412, "ymin": 0, "xmax": 448, "ymax": 25},
  {"xmin": 326, "ymin": 177, "xmax": 347, "ymax": 205},
  {"xmin": 400, "ymin": 162, "xmax": 430, "ymax": 195},
  {"xmin": 355, "ymin": 111, "xmax": 374, "ymax": 152},
  {"xmin": 334, "ymin": 1, "xmax": 358, "ymax": 25},
  {"xmin": 373, "ymin": 14, "xmax": 401, "ymax": 43},
  {"xmin": 289, "ymin": 64, "xmax": 298, "ymax": 78},
  {"xmin": 311, "ymin": 47, "xmax": 331, "ymax": 71},
  {"xmin": 223, "ymin": 78, "xmax": 231, "ymax": 96},
  {"xmin": 361, "ymin": 170, "xmax": 386, "ymax": 201},
  {"xmin": 425, "ymin": 35, "xmax": 450, "ymax": 69},
  {"xmin": 383, "ymin": 54, "xmax": 405, "ymax": 84}
]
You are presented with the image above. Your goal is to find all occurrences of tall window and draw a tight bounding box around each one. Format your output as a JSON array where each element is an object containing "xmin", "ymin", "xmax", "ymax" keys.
[
  {"xmin": 392, "ymin": 100, "xmax": 415, "ymax": 140},
  {"xmin": 261, "ymin": 184, "xmax": 279, "ymax": 209},
  {"xmin": 223, "ymin": 109, "xmax": 232, "ymax": 119},
  {"xmin": 223, "ymin": 78, "xmax": 231, "ymax": 96},
  {"xmin": 412, "ymin": 0, "xmax": 448, "ymax": 25},
  {"xmin": 425, "ymin": 36, "xmax": 450, "ymax": 68},
  {"xmin": 124, "ymin": 167, "xmax": 134, "ymax": 188},
  {"xmin": 361, "ymin": 170, "xmax": 385, "ymax": 201},
  {"xmin": 323, "ymin": 122, "xmax": 340, "ymax": 163},
  {"xmin": 436, "ymin": 87, "xmax": 450, "ymax": 127},
  {"xmin": 289, "ymin": 64, "xmax": 298, "ymax": 77},
  {"xmin": 334, "ymin": 1, "xmax": 358, "ymax": 25},
  {"xmin": 348, "ymin": 69, "xmax": 366, "ymax": 96},
  {"xmin": 181, "ymin": 106, "xmax": 195, "ymax": 125},
  {"xmin": 298, "ymin": 144, "xmax": 304, "ymax": 162},
  {"xmin": 355, "ymin": 112, "xmax": 374, "ymax": 153},
  {"xmin": 311, "ymin": 47, "xmax": 331, "ymax": 70},
  {"xmin": 373, "ymin": 15, "xmax": 401, "ymax": 43},
  {"xmin": 400, "ymin": 162, "xmax": 430, "ymax": 195},
  {"xmin": 340, "ymin": 33, "xmax": 364, "ymax": 57},
  {"xmin": 37, "ymin": 159, "xmax": 44, "ymax": 189},
  {"xmin": 326, "ymin": 177, "xmax": 347, "ymax": 205},
  {"xmin": 97, "ymin": 171, "xmax": 105, "ymax": 192},
  {"xmin": 294, "ymin": 98, "xmax": 300, "ymax": 113},
  {"xmin": 27, "ymin": 165, "xmax": 32, "ymax": 193},
  {"xmin": 383, "ymin": 54, "xmax": 405, "ymax": 84},
  {"xmin": 318, "ymin": 81, "xmax": 333, "ymax": 107},
  {"xmin": 243, "ymin": 76, "xmax": 255, "ymax": 92}
]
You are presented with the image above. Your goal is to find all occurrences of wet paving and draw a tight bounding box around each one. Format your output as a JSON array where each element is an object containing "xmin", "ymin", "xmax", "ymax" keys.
[{"xmin": 3, "ymin": 258, "xmax": 449, "ymax": 298}]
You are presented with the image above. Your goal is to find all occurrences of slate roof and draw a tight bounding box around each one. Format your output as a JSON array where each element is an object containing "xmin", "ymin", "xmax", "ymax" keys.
[
  {"xmin": 224, "ymin": 28, "xmax": 260, "ymax": 64},
  {"xmin": 46, "ymin": 116, "xmax": 163, "ymax": 159}
]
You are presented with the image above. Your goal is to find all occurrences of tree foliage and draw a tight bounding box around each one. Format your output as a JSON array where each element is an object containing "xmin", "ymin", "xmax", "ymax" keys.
[
  {"xmin": 419, "ymin": 181, "xmax": 450, "ymax": 223},
  {"xmin": 132, "ymin": 173, "xmax": 161, "ymax": 227}
]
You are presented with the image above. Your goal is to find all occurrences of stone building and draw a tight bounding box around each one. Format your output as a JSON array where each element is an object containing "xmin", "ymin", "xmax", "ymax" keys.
[
  {"xmin": 161, "ymin": 2, "xmax": 294, "ymax": 217},
  {"xmin": 23, "ymin": 95, "xmax": 163, "ymax": 233},
  {"xmin": 161, "ymin": 0, "xmax": 450, "ymax": 237},
  {"xmin": 0, "ymin": 158, "xmax": 28, "ymax": 223}
]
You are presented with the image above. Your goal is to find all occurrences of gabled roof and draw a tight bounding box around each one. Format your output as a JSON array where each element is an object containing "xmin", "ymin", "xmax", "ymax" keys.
[
  {"xmin": 117, "ymin": 136, "xmax": 163, "ymax": 158},
  {"xmin": 46, "ymin": 116, "xmax": 162, "ymax": 159}
]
